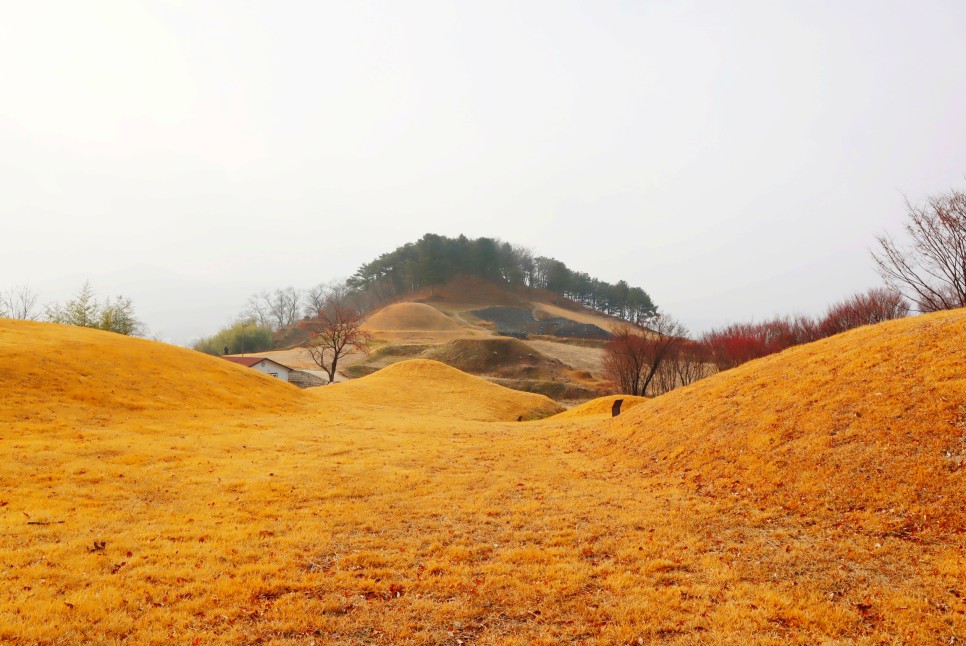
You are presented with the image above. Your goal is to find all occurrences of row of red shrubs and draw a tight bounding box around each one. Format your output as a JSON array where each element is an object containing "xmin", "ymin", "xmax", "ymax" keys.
[{"xmin": 699, "ymin": 287, "xmax": 909, "ymax": 371}]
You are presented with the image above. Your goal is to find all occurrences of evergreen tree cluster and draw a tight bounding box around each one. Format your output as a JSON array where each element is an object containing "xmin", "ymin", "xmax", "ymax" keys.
[
  {"xmin": 45, "ymin": 281, "xmax": 142, "ymax": 336},
  {"xmin": 346, "ymin": 234, "xmax": 657, "ymax": 323}
]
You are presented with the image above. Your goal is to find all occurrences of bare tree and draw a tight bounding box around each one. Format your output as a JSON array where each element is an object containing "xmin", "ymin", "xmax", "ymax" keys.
[
  {"xmin": 603, "ymin": 314, "xmax": 689, "ymax": 396},
  {"xmin": 304, "ymin": 284, "xmax": 328, "ymax": 319},
  {"xmin": 672, "ymin": 340, "xmax": 717, "ymax": 392},
  {"xmin": 0, "ymin": 284, "xmax": 40, "ymax": 320},
  {"xmin": 246, "ymin": 287, "xmax": 303, "ymax": 331},
  {"xmin": 872, "ymin": 188, "xmax": 966, "ymax": 312},
  {"xmin": 603, "ymin": 324, "xmax": 649, "ymax": 395},
  {"xmin": 303, "ymin": 280, "xmax": 352, "ymax": 319},
  {"xmin": 301, "ymin": 301, "xmax": 372, "ymax": 383}
]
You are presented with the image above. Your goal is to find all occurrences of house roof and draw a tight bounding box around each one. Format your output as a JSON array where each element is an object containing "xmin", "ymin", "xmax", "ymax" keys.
[{"xmin": 221, "ymin": 356, "xmax": 291, "ymax": 370}]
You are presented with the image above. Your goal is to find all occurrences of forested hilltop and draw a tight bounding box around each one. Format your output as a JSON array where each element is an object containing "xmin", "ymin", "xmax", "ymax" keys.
[{"xmin": 347, "ymin": 234, "xmax": 657, "ymax": 323}]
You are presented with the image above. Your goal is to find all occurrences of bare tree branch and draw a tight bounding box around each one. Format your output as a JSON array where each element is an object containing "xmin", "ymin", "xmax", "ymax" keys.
[
  {"xmin": 301, "ymin": 300, "xmax": 372, "ymax": 383},
  {"xmin": 246, "ymin": 287, "xmax": 303, "ymax": 331},
  {"xmin": 603, "ymin": 314, "xmax": 690, "ymax": 396},
  {"xmin": 872, "ymin": 188, "xmax": 966, "ymax": 312},
  {"xmin": 0, "ymin": 284, "xmax": 41, "ymax": 320}
]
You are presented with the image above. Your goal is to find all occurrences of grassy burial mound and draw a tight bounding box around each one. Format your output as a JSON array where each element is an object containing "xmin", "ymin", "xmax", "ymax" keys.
[
  {"xmin": 344, "ymin": 336, "xmax": 607, "ymax": 400},
  {"xmin": 363, "ymin": 303, "xmax": 463, "ymax": 334},
  {"xmin": 551, "ymin": 394, "xmax": 649, "ymax": 420},
  {"xmin": 313, "ymin": 359, "xmax": 564, "ymax": 421},
  {"xmin": 360, "ymin": 301, "xmax": 472, "ymax": 345},
  {"xmin": 558, "ymin": 309, "xmax": 966, "ymax": 640},
  {"xmin": 426, "ymin": 337, "xmax": 566, "ymax": 380},
  {"xmin": 362, "ymin": 302, "xmax": 462, "ymax": 332},
  {"xmin": 590, "ymin": 308, "xmax": 966, "ymax": 537},
  {"xmin": 0, "ymin": 319, "xmax": 306, "ymax": 419},
  {"xmin": 4, "ymin": 313, "xmax": 964, "ymax": 643}
]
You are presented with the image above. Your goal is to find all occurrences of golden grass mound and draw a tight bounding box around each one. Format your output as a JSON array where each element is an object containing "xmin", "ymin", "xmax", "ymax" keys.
[
  {"xmin": 551, "ymin": 394, "xmax": 649, "ymax": 419},
  {"xmin": 313, "ymin": 359, "xmax": 563, "ymax": 421},
  {"xmin": 362, "ymin": 302, "xmax": 462, "ymax": 331},
  {"xmin": 586, "ymin": 309, "xmax": 966, "ymax": 540},
  {"xmin": 4, "ymin": 313, "xmax": 965, "ymax": 643},
  {"xmin": 0, "ymin": 320, "xmax": 306, "ymax": 417}
]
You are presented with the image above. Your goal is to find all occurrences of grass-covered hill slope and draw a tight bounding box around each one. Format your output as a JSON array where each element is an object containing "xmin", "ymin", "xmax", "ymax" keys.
[
  {"xmin": 3, "ymin": 313, "xmax": 964, "ymax": 643},
  {"xmin": 550, "ymin": 394, "xmax": 649, "ymax": 420},
  {"xmin": 0, "ymin": 319, "xmax": 307, "ymax": 418},
  {"xmin": 337, "ymin": 279, "xmax": 615, "ymax": 399},
  {"xmin": 313, "ymin": 359, "xmax": 564, "ymax": 421},
  {"xmin": 362, "ymin": 302, "xmax": 463, "ymax": 332},
  {"xmin": 580, "ymin": 308, "xmax": 966, "ymax": 540}
]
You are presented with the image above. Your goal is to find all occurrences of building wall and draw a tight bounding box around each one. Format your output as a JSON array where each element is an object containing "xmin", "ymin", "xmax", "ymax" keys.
[
  {"xmin": 289, "ymin": 370, "xmax": 327, "ymax": 389},
  {"xmin": 252, "ymin": 360, "xmax": 290, "ymax": 382}
]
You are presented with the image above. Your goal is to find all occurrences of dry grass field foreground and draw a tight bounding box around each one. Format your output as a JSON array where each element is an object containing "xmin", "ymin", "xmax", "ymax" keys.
[{"xmin": 1, "ymin": 312, "xmax": 964, "ymax": 644}]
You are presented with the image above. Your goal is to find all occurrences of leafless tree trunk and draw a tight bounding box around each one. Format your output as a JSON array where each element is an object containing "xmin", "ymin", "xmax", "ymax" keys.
[
  {"xmin": 603, "ymin": 324, "xmax": 648, "ymax": 395},
  {"xmin": 872, "ymin": 189, "xmax": 966, "ymax": 312},
  {"xmin": 603, "ymin": 314, "xmax": 689, "ymax": 396},
  {"xmin": 247, "ymin": 287, "xmax": 303, "ymax": 331},
  {"xmin": 304, "ymin": 280, "xmax": 352, "ymax": 319},
  {"xmin": 302, "ymin": 301, "xmax": 372, "ymax": 383},
  {"xmin": 639, "ymin": 314, "xmax": 688, "ymax": 395},
  {"xmin": 674, "ymin": 341, "xmax": 717, "ymax": 389},
  {"xmin": 0, "ymin": 284, "xmax": 40, "ymax": 320}
]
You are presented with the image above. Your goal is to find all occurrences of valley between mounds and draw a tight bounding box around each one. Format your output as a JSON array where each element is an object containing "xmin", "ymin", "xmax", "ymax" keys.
[{"xmin": 1, "ymin": 312, "xmax": 964, "ymax": 644}]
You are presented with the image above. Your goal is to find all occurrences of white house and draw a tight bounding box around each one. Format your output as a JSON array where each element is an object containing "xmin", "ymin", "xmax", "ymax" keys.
[{"xmin": 222, "ymin": 356, "xmax": 292, "ymax": 382}]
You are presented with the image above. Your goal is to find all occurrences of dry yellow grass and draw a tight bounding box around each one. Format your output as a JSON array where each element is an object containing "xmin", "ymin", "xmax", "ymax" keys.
[
  {"xmin": 590, "ymin": 309, "xmax": 966, "ymax": 537},
  {"xmin": 2, "ymin": 312, "xmax": 965, "ymax": 644},
  {"xmin": 363, "ymin": 303, "xmax": 463, "ymax": 332},
  {"xmin": 361, "ymin": 303, "xmax": 484, "ymax": 345},
  {"xmin": 551, "ymin": 394, "xmax": 649, "ymax": 420},
  {"xmin": 314, "ymin": 359, "xmax": 563, "ymax": 422},
  {"xmin": 1, "ymin": 320, "xmax": 307, "ymax": 415}
]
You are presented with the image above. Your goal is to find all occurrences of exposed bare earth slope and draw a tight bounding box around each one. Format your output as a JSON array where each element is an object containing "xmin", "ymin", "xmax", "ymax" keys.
[{"xmin": 2, "ymin": 312, "xmax": 964, "ymax": 644}]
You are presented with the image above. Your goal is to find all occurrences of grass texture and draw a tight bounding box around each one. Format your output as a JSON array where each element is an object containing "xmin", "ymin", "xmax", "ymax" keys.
[{"xmin": 1, "ymin": 312, "xmax": 964, "ymax": 644}]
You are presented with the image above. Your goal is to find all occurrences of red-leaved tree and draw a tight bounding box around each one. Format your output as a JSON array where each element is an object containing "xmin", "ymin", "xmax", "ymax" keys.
[
  {"xmin": 702, "ymin": 288, "xmax": 909, "ymax": 372},
  {"xmin": 301, "ymin": 302, "xmax": 372, "ymax": 383},
  {"xmin": 819, "ymin": 287, "xmax": 910, "ymax": 336}
]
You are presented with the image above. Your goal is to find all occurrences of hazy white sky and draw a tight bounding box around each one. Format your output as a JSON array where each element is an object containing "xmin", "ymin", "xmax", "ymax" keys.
[{"xmin": 2, "ymin": 1, "xmax": 964, "ymax": 343}]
